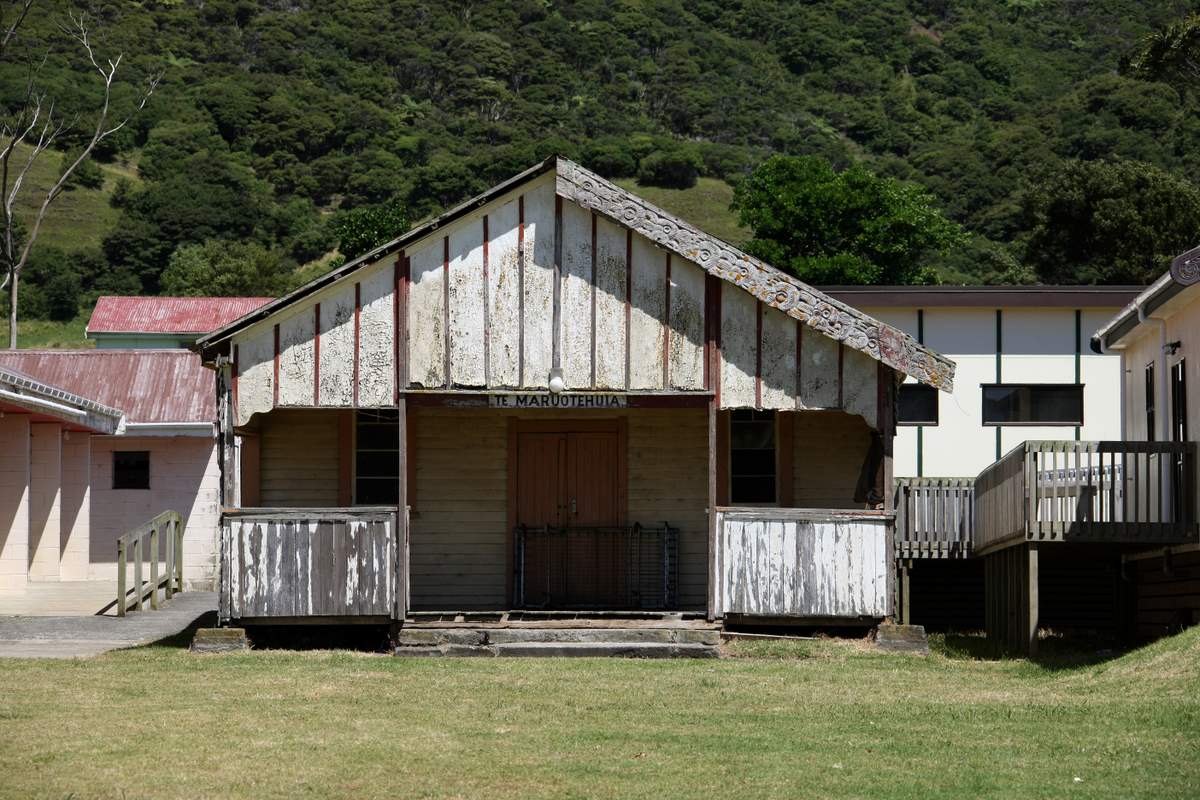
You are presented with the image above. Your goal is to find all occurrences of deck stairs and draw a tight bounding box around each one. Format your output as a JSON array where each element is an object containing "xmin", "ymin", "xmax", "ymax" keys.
[{"xmin": 394, "ymin": 611, "xmax": 721, "ymax": 658}]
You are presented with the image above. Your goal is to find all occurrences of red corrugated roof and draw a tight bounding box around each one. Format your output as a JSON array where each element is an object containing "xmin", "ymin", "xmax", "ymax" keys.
[
  {"xmin": 0, "ymin": 350, "xmax": 214, "ymax": 424},
  {"xmin": 86, "ymin": 296, "xmax": 274, "ymax": 335}
]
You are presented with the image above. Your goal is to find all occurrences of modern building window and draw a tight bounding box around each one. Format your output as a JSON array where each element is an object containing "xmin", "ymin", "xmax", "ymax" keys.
[
  {"xmin": 355, "ymin": 409, "xmax": 399, "ymax": 505},
  {"xmin": 897, "ymin": 384, "xmax": 938, "ymax": 426},
  {"xmin": 981, "ymin": 384, "xmax": 1083, "ymax": 426},
  {"xmin": 1145, "ymin": 363, "xmax": 1156, "ymax": 442},
  {"xmin": 730, "ymin": 409, "xmax": 776, "ymax": 504},
  {"xmin": 112, "ymin": 451, "xmax": 150, "ymax": 490}
]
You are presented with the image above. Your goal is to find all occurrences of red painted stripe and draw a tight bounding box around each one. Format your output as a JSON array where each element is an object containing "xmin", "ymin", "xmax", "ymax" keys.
[
  {"xmin": 590, "ymin": 213, "xmax": 597, "ymax": 388},
  {"xmin": 272, "ymin": 324, "xmax": 280, "ymax": 408},
  {"xmin": 713, "ymin": 281, "xmax": 722, "ymax": 406},
  {"xmin": 443, "ymin": 235, "xmax": 450, "ymax": 388},
  {"xmin": 518, "ymin": 195, "xmax": 525, "ymax": 387},
  {"xmin": 754, "ymin": 301, "xmax": 763, "ymax": 410},
  {"xmin": 393, "ymin": 254, "xmax": 402, "ymax": 404},
  {"xmin": 482, "ymin": 215, "xmax": 490, "ymax": 387},
  {"xmin": 663, "ymin": 252, "xmax": 672, "ymax": 390},
  {"xmin": 794, "ymin": 319, "xmax": 803, "ymax": 410},
  {"xmin": 313, "ymin": 303, "xmax": 321, "ymax": 406},
  {"xmin": 232, "ymin": 344, "xmax": 239, "ymax": 422},
  {"xmin": 624, "ymin": 229, "xmax": 632, "ymax": 391},
  {"xmin": 353, "ymin": 282, "xmax": 361, "ymax": 407}
]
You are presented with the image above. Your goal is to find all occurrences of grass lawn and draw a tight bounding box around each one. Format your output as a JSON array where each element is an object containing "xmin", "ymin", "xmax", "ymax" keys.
[
  {"xmin": 615, "ymin": 176, "xmax": 747, "ymax": 246},
  {"xmin": 0, "ymin": 313, "xmax": 93, "ymax": 348},
  {"xmin": 0, "ymin": 629, "xmax": 1197, "ymax": 799}
]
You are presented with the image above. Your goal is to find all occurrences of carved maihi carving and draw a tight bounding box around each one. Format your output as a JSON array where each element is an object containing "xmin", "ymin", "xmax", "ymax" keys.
[
  {"xmin": 555, "ymin": 159, "xmax": 956, "ymax": 392},
  {"xmin": 1171, "ymin": 244, "xmax": 1200, "ymax": 287}
]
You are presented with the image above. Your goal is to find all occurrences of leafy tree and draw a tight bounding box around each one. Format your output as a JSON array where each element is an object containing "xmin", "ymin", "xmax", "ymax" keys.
[
  {"xmin": 1020, "ymin": 159, "xmax": 1200, "ymax": 285},
  {"xmin": 161, "ymin": 240, "xmax": 294, "ymax": 297},
  {"xmin": 332, "ymin": 202, "xmax": 411, "ymax": 261},
  {"xmin": 60, "ymin": 151, "xmax": 105, "ymax": 191},
  {"xmin": 732, "ymin": 155, "xmax": 968, "ymax": 285},
  {"xmin": 1121, "ymin": 13, "xmax": 1200, "ymax": 94},
  {"xmin": 637, "ymin": 146, "xmax": 703, "ymax": 190}
]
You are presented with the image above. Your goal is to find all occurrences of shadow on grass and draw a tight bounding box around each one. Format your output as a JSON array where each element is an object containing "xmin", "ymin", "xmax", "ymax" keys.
[
  {"xmin": 142, "ymin": 610, "xmax": 218, "ymax": 650},
  {"xmin": 930, "ymin": 629, "xmax": 1134, "ymax": 671}
]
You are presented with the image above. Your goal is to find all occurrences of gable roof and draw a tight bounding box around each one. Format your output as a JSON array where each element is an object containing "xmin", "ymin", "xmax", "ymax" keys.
[
  {"xmin": 195, "ymin": 157, "xmax": 954, "ymax": 391},
  {"xmin": 88, "ymin": 295, "xmax": 274, "ymax": 336},
  {"xmin": 0, "ymin": 350, "xmax": 213, "ymax": 424}
]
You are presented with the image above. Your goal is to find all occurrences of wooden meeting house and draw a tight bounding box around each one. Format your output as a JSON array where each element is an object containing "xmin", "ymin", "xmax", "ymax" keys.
[{"xmin": 194, "ymin": 157, "xmax": 955, "ymax": 632}]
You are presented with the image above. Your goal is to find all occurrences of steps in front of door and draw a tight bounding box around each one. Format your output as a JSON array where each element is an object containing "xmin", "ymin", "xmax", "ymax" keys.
[{"xmin": 394, "ymin": 626, "xmax": 721, "ymax": 658}]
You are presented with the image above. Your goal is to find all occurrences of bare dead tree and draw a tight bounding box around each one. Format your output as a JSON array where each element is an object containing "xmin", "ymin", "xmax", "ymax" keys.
[{"xmin": 0, "ymin": 4, "xmax": 159, "ymax": 347}]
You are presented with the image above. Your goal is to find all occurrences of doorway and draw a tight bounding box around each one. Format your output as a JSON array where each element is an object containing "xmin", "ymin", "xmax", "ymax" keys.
[{"xmin": 511, "ymin": 420, "xmax": 630, "ymax": 608}]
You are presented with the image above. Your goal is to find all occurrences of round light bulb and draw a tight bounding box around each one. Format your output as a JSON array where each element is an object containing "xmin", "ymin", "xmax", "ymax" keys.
[{"xmin": 548, "ymin": 374, "xmax": 566, "ymax": 394}]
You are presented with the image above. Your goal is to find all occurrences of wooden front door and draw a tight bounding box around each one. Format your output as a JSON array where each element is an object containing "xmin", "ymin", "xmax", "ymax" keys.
[{"xmin": 514, "ymin": 424, "xmax": 624, "ymax": 607}]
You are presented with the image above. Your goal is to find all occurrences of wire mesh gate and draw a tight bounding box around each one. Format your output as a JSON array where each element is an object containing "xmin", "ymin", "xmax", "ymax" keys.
[{"xmin": 514, "ymin": 523, "xmax": 679, "ymax": 610}]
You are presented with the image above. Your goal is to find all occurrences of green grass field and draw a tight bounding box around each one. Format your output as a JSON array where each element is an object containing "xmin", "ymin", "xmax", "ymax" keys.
[
  {"xmin": 0, "ymin": 313, "xmax": 92, "ymax": 348},
  {"xmin": 615, "ymin": 177, "xmax": 747, "ymax": 246},
  {"xmin": 0, "ymin": 628, "xmax": 1196, "ymax": 799}
]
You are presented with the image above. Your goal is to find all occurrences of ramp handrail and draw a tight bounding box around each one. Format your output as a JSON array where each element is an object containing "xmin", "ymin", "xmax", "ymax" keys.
[{"xmin": 115, "ymin": 510, "xmax": 185, "ymax": 616}]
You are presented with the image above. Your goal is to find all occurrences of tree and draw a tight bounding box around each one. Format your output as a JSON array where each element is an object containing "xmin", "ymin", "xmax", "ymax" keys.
[
  {"xmin": 731, "ymin": 155, "xmax": 967, "ymax": 285},
  {"xmin": 1020, "ymin": 158, "xmax": 1200, "ymax": 285},
  {"xmin": 1121, "ymin": 13, "xmax": 1200, "ymax": 95},
  {"xmin": 161, "ymin": 240, "xmax": 294, "ymax": 297},
  {"xmin": 331, "ymin": 202, "xmax": 410, "ymax": 261},
  {"xmin": 636, "ymin": 145, "xmax": 703, "ymax": 190},
  {"xmin": 0, "ymin": 5, "xmax": 158, "ymax": 347}
]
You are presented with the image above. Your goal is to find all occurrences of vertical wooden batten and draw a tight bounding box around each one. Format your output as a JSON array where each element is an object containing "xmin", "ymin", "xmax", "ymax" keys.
[
  {"xmin": 313, "ymin": 303, "xmax": 321, "ymax": 406},
  {"xmin": 704, "ymin": 273, "xmax": 722, "ymax": 620},
  {"xmin": 442, "ymin": 236, "xmax": 451, "ymax": 388},
  {"xmin": 552, "ymin": 194, "xmax": 563, "ymax": 374},
  {"xmin": 517, "ymin": 195, "xmax": 526, "ymax": 388},
  {"xmin": 624, "ymin": 229, "xmax": 632, "ymax": 391},
  {"xmin": 590, "ymin": 213, "xmax": 598, "ymax": 388},
  {"xmin": 754, "ymin": 301, "xmax": 763, "ymax": 410},
  {"xmin": 272, "ymin": 324, "xmax": 280, "ymax": 409},
  {"xmin": 663, "ymin": 252, "xmax": 672, "ymax": 390},
  {"xmin": 482, "ymin": 216, "xmax": 491, "ymax": 387},
  {"xmin": 353, "ymin": 282, "xmax": 361, "ymax": 407},
  {"xmin": 338, "ymin": 410, "xmax": 353, "ymax": 507}
]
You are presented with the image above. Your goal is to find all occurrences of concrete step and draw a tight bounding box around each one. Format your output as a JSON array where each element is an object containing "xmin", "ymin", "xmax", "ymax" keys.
[
  {"xmin": 394, "ymin": 641, "xmax": 719, "ymax": 658},
  {"xmin": 397, "ymin": 626, "xmax": 721, "ymax": 647}
]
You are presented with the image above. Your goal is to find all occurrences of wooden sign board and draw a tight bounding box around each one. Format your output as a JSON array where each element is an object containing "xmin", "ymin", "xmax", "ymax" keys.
[{"xmin": 488, "ymin": 393, "xmax": 628, "ymax": 409}]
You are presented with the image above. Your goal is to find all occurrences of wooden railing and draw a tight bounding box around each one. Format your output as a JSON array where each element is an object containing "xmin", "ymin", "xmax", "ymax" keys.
[
  {"xmin": 712, "ymin": 508, "xmax": 892, "ymax": 619},
  {"xmin": 974, "ymin": 441, "xmax": 1198, "ymax": 553},
  {"xmin": 220, "ymin": 507, "xmax": 401, "ymax": 621},
  {"xmin": 116, "ymin": 510, "xmax": 185, "ymax": 617},
  {"xmin": 514, "ymin": 523, "xmax": 678, "ymax": 610},
  {"xmin": 893, "ymin": 477, "xmax": 975, "ymax": 559}
]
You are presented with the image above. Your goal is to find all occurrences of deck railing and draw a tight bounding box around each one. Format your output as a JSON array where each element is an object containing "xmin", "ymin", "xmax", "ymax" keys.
[
  {"xmin": 116, "ymin": 510, "xmax": 185, "ymax": 617},
  {"xmin": 514, "ymin": 523, "xmax": 678, "ymax": 610},
  {"xmin": 974, "ymin": 441, "xmax": 1197, "ymax": 552},
  {"xmin": 893, "ymin": 477, "xmax": 975, "ymax": 559}
]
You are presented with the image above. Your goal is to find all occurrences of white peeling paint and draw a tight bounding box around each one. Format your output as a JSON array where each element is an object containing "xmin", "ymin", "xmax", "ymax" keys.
[
  {"xmin": 487, "ymin": 195, "xmax": 522, "ymax": 387},
  {"xmin": 629, "ymin": 234, "xmax": 666, "ymax": 390},
  {"xmin": 841, "ymin": 347, "xmax": 878, "ymax": 429},
  {"xmin": 559, "ymin": 199, "xmax": 593, "ymax": 388},
  {"xmin": 800, "ymin": 329, "xmax": 840, "ymax": 409},
  {"xmin": 448, "ymin": 219, "xmax": 486, "ymax": 387},
  {"xmin": 319, "ymin": 283, "xmax": 356, "ymax": 406},
  {"xmin": 235, "ymin": 326, "xmax": 274, "ymax": 426},
  {"xmin": 760, "ymin": 306, "xmax": 797, "ymax": 410},
  {"xmin": 522, "ymin": 179, "xmax": 555, "ymax": 388},
  {"xmin": 407, "ymin": 237, "xmax": 445, "ymax": 388},
  {"xmin": 594, "ymin": 215, "xmax": 627, "ymax": 389},
  {"xmin": 668, "ymin": 257, "xmax": 705, "ymax": 391},
  {"xmin": 719, "ymin": 285, "xmax": 757, "ymax": 408},
  {"xmin": 359, "ymin": 262, "xmax": 396, "ymax": 404},
  {"xmin": 278, "ymin": 310, "xmax": 315, "ymax": 406}
]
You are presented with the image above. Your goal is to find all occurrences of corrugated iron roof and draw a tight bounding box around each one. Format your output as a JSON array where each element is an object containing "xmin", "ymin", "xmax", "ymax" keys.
[
  {"xmin": 87, "ymin": 296, "xmax": 274, "ymax": 335},
  {"xmin": 0, "ymin": 350, "xmax": 213, "ymax": 424}
]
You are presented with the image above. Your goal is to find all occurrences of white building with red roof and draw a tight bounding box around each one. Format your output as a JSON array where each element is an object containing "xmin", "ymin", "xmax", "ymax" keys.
[{"xmin": 86, "ymin": 295, "xmax": 272, "ymax": 349}]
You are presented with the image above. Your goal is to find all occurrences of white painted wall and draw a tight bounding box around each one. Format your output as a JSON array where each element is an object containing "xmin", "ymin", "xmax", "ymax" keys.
[
  {"xmin": 865, "ymin": 305, "xmax": 1125, "ymax": 479},
  {"xmin": 27, "ymin": 423, "xmax": 62, "ymax": 581},
  {"xmin": 0, "ymin": 415, "xmax": 30, "ymax": 594}
]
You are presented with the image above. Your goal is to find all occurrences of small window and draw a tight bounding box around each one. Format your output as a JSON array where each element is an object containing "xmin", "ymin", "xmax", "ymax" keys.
[
  {"xmin": 355, "ymin": 410, "xmax": 399, "ymax": 505},
  {"xmin": 981, "ymin": 384, "xmax": 1083, "ymax": 426},
  {"xmin": 1145, "ymin": 363, "xmax": 1156, "ymax": 442},
  {"xmin": 897, "ymin": 384, "xmax": 938, "ymax": 426},
  {"xmin": 730, "ymin": 410, "xmax": 776, "ymax": 504},
  {"xmin": 112, "ymin": 451, "xmax": 150, "ymax": 490},
  {"xmin": 1170, "ymin": 360, "xmax": 1187, "ymax": 443}
]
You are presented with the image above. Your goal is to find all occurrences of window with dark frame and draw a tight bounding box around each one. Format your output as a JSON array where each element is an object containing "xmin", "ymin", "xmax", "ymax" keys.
[
  {"xmin": 355, "ymin": 409, "xmax": 400, "ymax": 505},
  {"xmin": 897, "ymin": 383, "xmax": 938, "ymax": 426},
  {"xmin": 729, "ymin": 409, "xmax": 776, "ymax": 505},
  {"xmin": 1146, "ymin": 362, "xmax": 1157, "ymax": 442},
  {"xmin": 981, "ymin": 384, "xmax": 1083, "ymax": 426},
  {"xmin": 112, "ymin": 451, "xmax": 150, "ymax": 490}
]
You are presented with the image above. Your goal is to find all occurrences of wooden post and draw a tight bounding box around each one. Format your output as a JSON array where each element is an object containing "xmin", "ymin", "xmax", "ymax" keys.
[
  {"xmin": 900, "ymin": 561, "xmax": 911, "ymax": 625},
  {"xmin": 165, "ymin": 518, "xmax": 175, "ymax": 599},
  {"xmin": 395, "ymin": 396, "xmax": 408, "ymax": 622},
  {"xmin": 149, "ymin": 524, "xmax": 159, "ymax": 610},
  {"xmin": 707, "ymin": 398, "xmax": 718, "ymax": 621},
  {"xmin": 116, "ymin": 539, "xmax": 127, "ymax": 617},
  {"xmin": 1026, "ymin": 543, "xmax": 1039, "ymax": 657},
  {"xmin": 133, "ymin": 534, "xmax": 143, "ymax": 612},
  {"xmin": 217, "ymin": 357, "xmax": 237, "ymax": 509},
  {"xmin": 175, "ymin": 516, "xmax": 185, "ymax": 594}
]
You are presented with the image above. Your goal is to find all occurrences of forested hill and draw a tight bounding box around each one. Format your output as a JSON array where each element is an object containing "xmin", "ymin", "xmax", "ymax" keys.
[{"xmin": 4, "ymin": 0, "xmax": 1198, "ymax": 320}]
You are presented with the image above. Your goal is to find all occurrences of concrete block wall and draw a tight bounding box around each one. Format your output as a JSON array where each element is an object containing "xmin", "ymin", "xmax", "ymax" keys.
[
  {"xmin": 0, "ymin": 415, "xmax": 30, "ymax": 594},
  {"xmin": 28, "ymin": 423, "xmax": 62, "ymax": 581},
  {"xmin": 89, "ymin": 436, "xmax": 220, "ymax": 589},
  {"xmin": 59, "ymin": 433, "xmax": 91, "ymax": 581}
]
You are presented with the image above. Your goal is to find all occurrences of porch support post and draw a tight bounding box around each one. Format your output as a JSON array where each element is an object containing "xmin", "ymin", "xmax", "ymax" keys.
[
  {"xmin": 707, "ymin": 399, "xmax": 718, "ymax": 621},
  {"xmin": 216, "ymin": 356, "xmax": 237, "ymax": 509},
  {"xmin": 395, "ymin": 395, "xmax": 408, "ymax": 622},
  {"xmin": 1026, "ymin": 543, "xmax": 1039, "ymax": 658}
]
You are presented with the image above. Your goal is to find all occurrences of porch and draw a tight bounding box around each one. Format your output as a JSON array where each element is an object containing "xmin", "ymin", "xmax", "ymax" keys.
[{"xmin": 218, "ymin": 402, "xmax": 894, "ymax": 626}]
